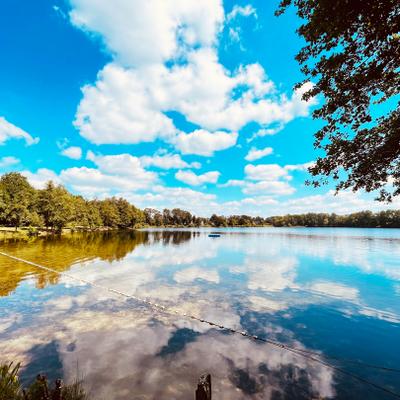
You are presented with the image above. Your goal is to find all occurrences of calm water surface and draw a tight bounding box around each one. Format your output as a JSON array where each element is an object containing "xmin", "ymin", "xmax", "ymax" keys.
[{"xmin": 1, "ymin": 228, "xmax": 400, "ymax": 399}]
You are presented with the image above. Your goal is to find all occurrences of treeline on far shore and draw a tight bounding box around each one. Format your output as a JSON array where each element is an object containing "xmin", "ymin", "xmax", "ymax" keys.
[
  {"xmin": 265, "ymin": 210, "xmax": 400, "ymax": 228},
  {"xmin": 1, "ymin": 172, "xmax": 400, "ymax": 232}
]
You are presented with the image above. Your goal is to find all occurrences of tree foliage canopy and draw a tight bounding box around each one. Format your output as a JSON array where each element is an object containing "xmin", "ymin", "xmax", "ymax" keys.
[
  {"xmin": 277, "ymin": 0, "xmax": 400, "ymax": 201},
  {"xmin": 1, "ymin": 172, "xmax": 400, "ymax": 229},
  {"xmin": 0, "ymin": 173, "xmax": 145, "ymax": 232},
  {"xmin": 0, "ymin": 172, "xmax": 38, "ymax": 228},
  {"xmin": 38, "ymin": 181, "xmax": 73, "ymax": 230}
]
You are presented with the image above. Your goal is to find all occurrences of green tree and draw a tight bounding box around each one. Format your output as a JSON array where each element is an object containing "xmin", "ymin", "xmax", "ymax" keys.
[
  {"xmin": 144, "ymin": 208, "xmax": 157, "ymax": 225},
  {"xmin": 113, "ymin": 197, "xmax": 140, "ymax": 228},
  {"xmin": 132, "ymin": 206, "xmax": 145, "ymax": 226},
  {"xmin": 171, "ymin": 208, "xmax": 193, "ymax": 226},
  {"xmin": 86, "ymin": 200, "xmax": 103, "ymax": 228},
  {"xmin": 210, "ymin": 214, "xmax": 227, "ymax": 227},
  {"xmin": 37, "ymin": 181, "xmax": 73, "ymax": 232},
  {"xmin": 277, "ymin": 0, "xmax": 400, "ymax": 201},
  {"xmin": 144, "ymin": 208, "xmax": 163, "ymax": 226},
  {"xmin": 0, "ymin": 172, "xmax": 37, "ymax": 228},
  {"xmin": 99, "ymin": 198, "xmax": 121, "ymax": 228},
  {"xmin": 70, "ymin": 195, "xmax": 90, "ymax": 229},
  {"xmin": 163, "ymin": 209, "xmax": 172, "ymax": 225},
  {"xmin": 114, "ymin": 198, "xmax": 130, "ymax": 228}
]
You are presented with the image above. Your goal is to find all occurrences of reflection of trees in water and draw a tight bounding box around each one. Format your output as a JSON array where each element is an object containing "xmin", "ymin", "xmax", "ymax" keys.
[
  {"xmin": 153, "ymin": 230, "xmax": 196, "ymax": 246},
  {"xmin": 0, "ymin": 229, "xmax": 197, "ymax": 297},
  {"xmin": 41, "ymin": 230, "xmax": 150, "ymax": 263},
  {"xmin": 0, "ymin": 231, "xmax": 149, "ymax": 296}
]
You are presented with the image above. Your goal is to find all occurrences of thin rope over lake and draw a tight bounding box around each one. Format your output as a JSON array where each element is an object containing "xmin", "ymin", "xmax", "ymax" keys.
[{"xmin": 2, "ymin": 248, "xmax": 400, "ymax": 399}]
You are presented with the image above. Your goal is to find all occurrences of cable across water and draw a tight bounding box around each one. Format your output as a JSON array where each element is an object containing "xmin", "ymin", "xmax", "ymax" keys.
[{"xmin": 1, "ymin": 251, "xmax": 400, "ymax": 399}]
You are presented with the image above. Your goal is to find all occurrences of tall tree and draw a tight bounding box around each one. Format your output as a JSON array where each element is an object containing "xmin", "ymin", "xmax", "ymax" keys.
[
  {"xmin": 99, "ymin": 198, "xmax": 121, "ymax": 228},
  {"xmin": 210, "ymin": 214, "xmax": 227, "ymax": 227},
  {"xmin": 37, "ymin": 181, "xmax": 73, "ymax": 231},
  {"xmin": 86, "ymin": 200, "xmax": 103, "ymax": 228},
  {"xmin": 70, "ymin": 195, "xmax": 90, "ymax": 228},
  {"xmin": 114, "ymin": 197, "xmax": 140, "ymax": 228},
  {"xmin": 171, "ymin": 208, "xmax": 193, "ymax": 226},
  {"xmin": 0, "ymin": 172, "xmax": 38, "ymax": 228},
  {"xmin": 163, "ymin": 209, "xmax": 172, "ymax": 225},
  {"xmin": 277, "ymin": 0, "xmax": 400, "ymax": 201}
]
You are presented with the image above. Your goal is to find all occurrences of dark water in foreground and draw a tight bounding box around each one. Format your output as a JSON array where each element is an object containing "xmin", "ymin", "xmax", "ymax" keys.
[{"xmin": 0, "ymin": 228, "xmax": 400, "ymax": 399}]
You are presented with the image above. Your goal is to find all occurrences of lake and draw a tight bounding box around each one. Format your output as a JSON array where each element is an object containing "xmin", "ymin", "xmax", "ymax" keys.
[{"xmin": 1, "ymin": 228, "xmax": 400, "ymax": 399}]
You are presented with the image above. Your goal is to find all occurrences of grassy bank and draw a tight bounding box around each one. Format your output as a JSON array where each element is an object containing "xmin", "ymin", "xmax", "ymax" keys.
[{"xmin": 0, "ymin": 362, "xmax": 89, "ymax": 400}]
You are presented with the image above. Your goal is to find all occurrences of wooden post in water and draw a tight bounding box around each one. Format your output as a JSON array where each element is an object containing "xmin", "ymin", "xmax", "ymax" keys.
[{"xmin": 195, "ymin": 374, "xmax": 211, "ymax": 400}]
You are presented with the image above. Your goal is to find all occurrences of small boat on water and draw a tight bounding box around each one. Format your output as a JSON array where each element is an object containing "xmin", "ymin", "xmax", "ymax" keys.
[{"xmin": 208, "ymin": 234, "xmax": 221, "ymax": 238}]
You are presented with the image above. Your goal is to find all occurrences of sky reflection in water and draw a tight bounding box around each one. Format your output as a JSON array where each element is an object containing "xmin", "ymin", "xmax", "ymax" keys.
[{"xmin": 1, "ymin": 228, "xmax": 400, "ymax": 399}]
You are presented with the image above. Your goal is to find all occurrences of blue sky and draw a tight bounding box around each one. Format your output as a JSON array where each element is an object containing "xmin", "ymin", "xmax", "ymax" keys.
[{"xmin": 0, "ymin": 0, "xmax": 396, "ymax": 216}]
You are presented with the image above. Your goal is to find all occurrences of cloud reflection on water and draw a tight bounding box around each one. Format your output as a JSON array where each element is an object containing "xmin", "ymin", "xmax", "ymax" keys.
[{"xmin": 1, "ymin": 228, "xmax": 400, "ymax": 399}]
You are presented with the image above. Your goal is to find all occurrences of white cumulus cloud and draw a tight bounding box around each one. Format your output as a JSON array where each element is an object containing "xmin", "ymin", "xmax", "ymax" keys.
[
  {"xmin": 22, "ymin": 168, "xmax": 61, "ymax": 189},
  {"xmin": 88, "ymin": 153, "xmax": 154, "ymax": 178},
  {"xmin": 0, "ymin": 117, "xmax": 39, "ymax": 146},
  {"xmin": 140, "ymin": 153, "xmax": 200, "ymax": 170},
  {"xmin": 0, "ymin": 156, "xmax": 20, "ymax": 168},
  {"xmin": 218, "ymin": 179, "xmax": 246, "ymax": 188},
  {"xmin": 60, "ymin": 166, "xmax": 154, "ymax": 195},
  {"xmin": 175, "ymin": 170, "xmax": 220, "ymax": 186},
  {"xmin": 243, "ymin": 180, "xmax": 295, "ymax": 195},
  {"xmin": 69, "ymin": 0, "xmax": 316, "ymax": 151},
  {"xmin": 74, "ymin": 63, "xmax": 177, "ymax": 145},
  {"xmin": 226, "ymin": 4, "xmax": 257, "ymax": 22},
  {"xmin": 172, "ymin": 129, "xmax": 238, "ymax": 156},
  {"xmin": 69, "ymin": 0, "xmax": 224, "ymax": 67},
  {"xmin": 226, "ymin": 5, "xmax": 258, "ymax": 48},
  {"xmin": 284, "ymin": 161, "xmax": 314, "ymax": 171},
  {"xmin": 245, "ymin": 146, "xmax": 273, "ymax": 161},
  {"xmin": 78, "ymin": 152, "xmax": 158, "ymax": 193},
  {"xmin": 219, "ymin": 163, "xmax": 313, "ymax": 197},
  {"xmin": 245, "ymin": 164, "xmax": 290, "ymax": 181},
  {"xmin": 61, "ymin": 146, "xmax": 82, "ymax": 160}
]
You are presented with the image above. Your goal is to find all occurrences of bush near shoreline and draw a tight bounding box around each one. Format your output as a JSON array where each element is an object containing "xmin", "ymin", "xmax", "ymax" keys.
[{"xmin": 0, "ymin": 362, "xmax": 89, "ymax": 400}]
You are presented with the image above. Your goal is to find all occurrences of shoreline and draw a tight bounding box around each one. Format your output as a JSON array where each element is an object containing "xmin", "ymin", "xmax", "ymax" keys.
[
  {"xmin": 1, "ymin": 224, "xmax": 400, "ymax": 242},
  {"xmin": 0, "ymin": 226, "xmax": 120, "ymax": 241},
  {"xmin": 0, "ymin": 225, "xmax": 265, "ymax": 240}
]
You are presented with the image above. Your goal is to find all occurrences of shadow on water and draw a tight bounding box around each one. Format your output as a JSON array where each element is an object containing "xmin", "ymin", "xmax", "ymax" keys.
[
  {"xmin": 20, "ymin": 341, "xmax": 64, "ymax": 387},
  {"xmin": 157, "ymin": 327, "xmax": 201, "ymax": 358}
]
